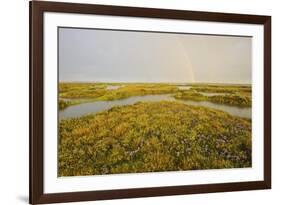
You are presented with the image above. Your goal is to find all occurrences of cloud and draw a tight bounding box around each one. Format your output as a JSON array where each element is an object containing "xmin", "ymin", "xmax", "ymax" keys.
[{"xmin": 59, "ymin": 28, "xmax": 251, "ymax": 84}]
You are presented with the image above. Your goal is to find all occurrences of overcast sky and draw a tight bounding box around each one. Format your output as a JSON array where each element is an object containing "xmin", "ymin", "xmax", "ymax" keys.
[{"xmin": 59, "ymin": 28, "xmax": 252, "ymax": 84}]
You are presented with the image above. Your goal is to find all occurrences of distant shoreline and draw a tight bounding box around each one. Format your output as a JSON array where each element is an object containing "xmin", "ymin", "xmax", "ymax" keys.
[{"xmin": 59, "ymin": 82, "xmax": 252, "ymax": 86}]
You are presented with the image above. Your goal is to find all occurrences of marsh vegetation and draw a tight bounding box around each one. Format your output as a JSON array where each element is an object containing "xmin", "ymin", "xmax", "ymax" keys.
[{"xmin": 58, "ymin": 83, "xmax": 252, "ymax": 176}]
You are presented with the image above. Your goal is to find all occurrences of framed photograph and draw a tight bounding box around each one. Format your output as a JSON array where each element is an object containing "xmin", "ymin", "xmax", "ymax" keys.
[{"xmin": 30, "ymin": 1, "xmax": 271, "ymax": 204}]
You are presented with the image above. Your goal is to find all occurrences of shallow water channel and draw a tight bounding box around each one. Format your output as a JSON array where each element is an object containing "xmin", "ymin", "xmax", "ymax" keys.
[
  {"xmin": 59, "ymin": 94, "xmax": 251, "ymax": 120},
  {"xmin": 106, "ymin": 85, "xmax": 124, "ymax": 90}
]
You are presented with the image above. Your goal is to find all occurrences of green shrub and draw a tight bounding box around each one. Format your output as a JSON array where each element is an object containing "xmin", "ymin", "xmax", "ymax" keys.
[{"xmin": 59, "ymin": 101, "xmax": 251, "ymax": 176}]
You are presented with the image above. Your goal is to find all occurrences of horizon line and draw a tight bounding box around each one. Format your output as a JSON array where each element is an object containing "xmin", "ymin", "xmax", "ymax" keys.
[{"xmin": 59, "ymin": 81, "xmax": 252, "ymax": 85}]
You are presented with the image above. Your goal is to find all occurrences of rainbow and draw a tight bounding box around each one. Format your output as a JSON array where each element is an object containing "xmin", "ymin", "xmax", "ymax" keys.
[{"xmin": 176, "ymin": 37, "xmax": 195, "ymax": 83}]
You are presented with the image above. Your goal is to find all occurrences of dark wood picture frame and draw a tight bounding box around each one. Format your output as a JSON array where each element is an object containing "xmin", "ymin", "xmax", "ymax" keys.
[{"xmin": 30, "ymin": 1, "xmax": 271, "ymax": 204}]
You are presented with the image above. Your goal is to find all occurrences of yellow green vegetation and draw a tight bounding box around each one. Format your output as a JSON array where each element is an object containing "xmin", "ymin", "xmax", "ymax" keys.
[
  {"xmin": 59, "ymin": 83, "xmax": 107, "ymax": 99},
  {"xmin": 59, "ymin": 101, "xmax": 251, "ymax": 176},
  {"xmin": 174, "ymin": 91, "xmax": 207, "ymax": 101},
  {"xmin": 59, "ymin": 83, "xmax": 252, "ymax": 109},
  {"xmin": 190, "ymin": 85, "xmax": 252, "ymax": 94},
  {"xmin": 59, "ymin": 99, "xmax": 81, "ymax": 110},
  {"xmin": 209, "ymin": 94, "xmax": 251, "ymax": 107},
  {"xmin": 99, "ymin": 84, "xmax": 178, "ymax": 101},
  {"xmin": 174, "ymin": 90, "xmax": 251, "ymax": 107},
  {"xmin": 59, "ymin": 83, "xmax": 178, "ymax": 100}
]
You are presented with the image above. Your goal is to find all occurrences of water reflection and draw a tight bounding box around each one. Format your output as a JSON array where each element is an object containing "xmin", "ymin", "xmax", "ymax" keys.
[
  {"xmin": 177, "ymin": 86, "xmax": 192, "ymax": 90},
  {"xmin": 106, "ymin": 85, "xmax": 123, "ymax": 90},
  {"xmin": 59, "ymin": 94, "xmax": 251, "ymax": 120}
]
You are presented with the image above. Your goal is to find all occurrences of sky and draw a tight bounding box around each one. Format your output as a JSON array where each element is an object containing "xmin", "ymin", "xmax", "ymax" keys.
[{"xmin": 59, "ymin": 27, "xmax": 252, "ymax": 84}]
